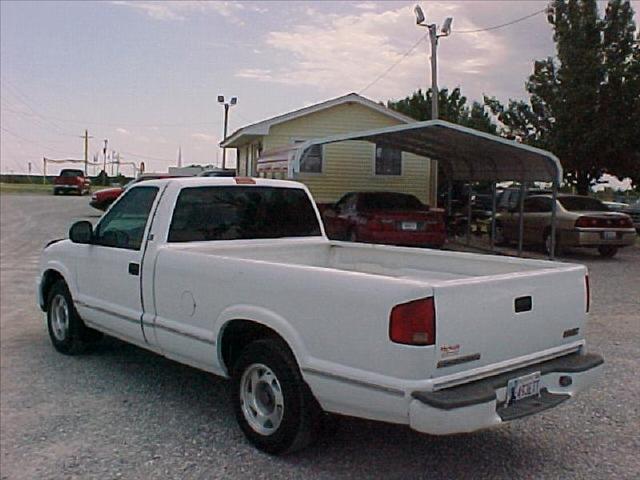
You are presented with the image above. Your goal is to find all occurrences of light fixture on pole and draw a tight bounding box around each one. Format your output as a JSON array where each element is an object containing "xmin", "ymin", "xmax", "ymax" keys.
[
  {"xmin": 218, "ymin": 95, "xmax": 238, "ymax": 169},
  {"xmin": 414, "ymin": 5, "xmax": 452, "ymax": 120}
]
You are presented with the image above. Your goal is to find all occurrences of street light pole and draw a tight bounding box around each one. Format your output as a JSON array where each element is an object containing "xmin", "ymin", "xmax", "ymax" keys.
[
  {"xmin": 429, "ymin": 25, "xmax": 438, "ymax": 120},
  {"xmin": 415, "ymin": 6, "xmax": 452, "ymax": 120},
  {"xmin": 223, "ymin": 103, "xmax": 230, "ymax": 169},
  {"xmin": 218, "ymin": 95, "xmax": 237, "ymax": 170}
]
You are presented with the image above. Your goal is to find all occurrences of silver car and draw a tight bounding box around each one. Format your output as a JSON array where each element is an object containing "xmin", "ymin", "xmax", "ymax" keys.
[{"xmin": 496, "ymin": 195, "xmax": 636, "ymax": 257}]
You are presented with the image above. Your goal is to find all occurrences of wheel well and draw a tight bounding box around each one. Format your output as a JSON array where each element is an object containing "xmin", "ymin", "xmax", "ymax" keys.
[
  {"xmin": 41, "ymin": 270, "xmax": 65, "ymax": 310},
  {"xmin": 219, "ymin": 320, "xmax": 285, "ymax": 374}
]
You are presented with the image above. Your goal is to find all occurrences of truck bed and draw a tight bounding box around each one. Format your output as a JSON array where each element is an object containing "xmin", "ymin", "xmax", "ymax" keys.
[
  {"xmin": 173, "ymin": 238, "xmax": 572, "ymax": 284},
  {"xmin": 159, "ymin": 238, "xmax": 587, "ymax": 382}
]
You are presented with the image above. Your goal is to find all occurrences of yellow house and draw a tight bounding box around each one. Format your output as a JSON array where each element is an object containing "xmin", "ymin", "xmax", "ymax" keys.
[{"xmin": 221, "ymin": 93, "xmax": 437, "ymax": 205}]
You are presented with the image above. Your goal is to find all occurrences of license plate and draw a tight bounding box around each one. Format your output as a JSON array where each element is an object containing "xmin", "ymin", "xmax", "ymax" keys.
[
  {"xmin": 603, "ymin": 231, "xmax": 616, "ymax": 240},
  {"xmin": 402, "ymin": 221, "xmax": 418, "ymax": 231},
  {"xmin": 506, "ymin": 371, "xmax": 541, "ymax": 405}
]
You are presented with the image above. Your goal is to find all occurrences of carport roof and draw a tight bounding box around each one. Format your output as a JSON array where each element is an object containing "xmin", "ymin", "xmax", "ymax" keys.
[{"xmin": 293, "ymin": 120, "xmax": 562, "ymax": 183}]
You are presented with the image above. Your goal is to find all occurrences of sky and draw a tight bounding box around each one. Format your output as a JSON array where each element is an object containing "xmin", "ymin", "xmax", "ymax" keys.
[{"xmin": 0, "ymin": 1, "xmax": 636, "ymax": 177}]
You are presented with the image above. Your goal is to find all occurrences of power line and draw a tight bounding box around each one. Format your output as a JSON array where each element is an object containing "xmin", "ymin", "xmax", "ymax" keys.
[
  {"xmin": 1, "ymin": 80, "xmax": 78, "ymax": 135},
  {"xmin": 0, "ymin": 126, "xmax": 73, "ymax": 156},
  {"xmin": 359, "ymin": 34, "xmax": 427, "ymax": 94},
  {"xmin": 119, "ymin": 150, "xmax": 175, "ymax": 163},
  {"xmin": 1, "ymin": 79, "xmax": 220, "ymax": 129},
  {"xmin": 454, "ymin": 8, "xmax": 547, "ymax": 34}
]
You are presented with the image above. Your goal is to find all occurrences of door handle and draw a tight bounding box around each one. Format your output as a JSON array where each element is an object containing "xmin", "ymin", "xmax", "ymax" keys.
[{"xmin": 128, "ymin": 262, "xmax": 140, "ymax": 276}]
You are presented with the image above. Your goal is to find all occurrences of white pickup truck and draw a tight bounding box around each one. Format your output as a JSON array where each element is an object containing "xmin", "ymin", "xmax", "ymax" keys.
[{"xmin": 38, "ymin": 177, "xmax": 603, "ymax": 454}]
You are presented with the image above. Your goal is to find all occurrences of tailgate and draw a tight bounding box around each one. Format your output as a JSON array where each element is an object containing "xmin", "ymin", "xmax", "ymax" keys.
[{"xmin": 431, "ymin": 265, "xmax": 588, "ymax": 379}]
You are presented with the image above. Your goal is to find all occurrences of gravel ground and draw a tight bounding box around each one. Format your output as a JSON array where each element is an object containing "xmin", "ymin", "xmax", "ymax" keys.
[{"xmin": 1, "ymin": 193, "xmax": 638, "ymax": 480}]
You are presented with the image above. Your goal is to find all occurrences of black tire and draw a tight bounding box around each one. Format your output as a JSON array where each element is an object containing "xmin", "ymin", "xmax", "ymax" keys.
[
  {"xmin": 46, "ymin": 280, "xmax": 102, "ymax": 355},
  {"xmin": 53, "ymin": 189, "xmax": 59, "ymax": 196},
  {"xmin": 231, "ymin": 338, "xmax": 322, "ymax": 455},
  {"xmin": 598, "ymin": 245, "xmax": 618, "ymax": 258}
]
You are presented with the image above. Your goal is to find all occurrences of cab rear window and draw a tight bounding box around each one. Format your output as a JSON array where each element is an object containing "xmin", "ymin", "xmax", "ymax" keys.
[{"xmin": 168, "ymin": 186, "xmax": 321, "ymax": 242}]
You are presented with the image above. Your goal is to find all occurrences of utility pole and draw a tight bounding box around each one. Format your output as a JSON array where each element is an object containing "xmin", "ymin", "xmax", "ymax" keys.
[
  {"xmin": 103, "ymin": 139, "xmax": 108, "ymax": 185},
  {"xmin": 81, "ymin": 130, "xmax": 93, "ymax": 176},
  {"xmin": 218, "ymin": 95, "xmax": 237, "ymax": 169},
  {"xmin": 414, "ymin": 6, "xmax": 452, "ymax": 120}
]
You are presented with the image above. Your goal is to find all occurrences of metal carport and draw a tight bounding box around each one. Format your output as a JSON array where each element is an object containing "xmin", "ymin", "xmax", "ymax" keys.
[{"xmin": 291, "ymin": 120, "xmax": 563, "ymax": 258}]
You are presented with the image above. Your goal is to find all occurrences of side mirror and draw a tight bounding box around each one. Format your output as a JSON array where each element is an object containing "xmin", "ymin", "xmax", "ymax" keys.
[{"xmin": 69, "ymin": 221, "xmax": 93, "ymax": 244}]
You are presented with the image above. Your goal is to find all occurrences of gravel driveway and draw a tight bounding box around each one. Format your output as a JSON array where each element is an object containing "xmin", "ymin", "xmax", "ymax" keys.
[{"xmin": 1, "ymin": 193, "xmax": 638, "ymax": 479}]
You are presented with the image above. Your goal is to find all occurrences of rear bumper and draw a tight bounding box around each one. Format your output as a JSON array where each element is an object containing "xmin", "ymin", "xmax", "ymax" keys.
[
  {"xmin": 54, "ymin": 185, "xmax": 82, "ymax": 191},
  {"xmin": 408, "ymin": 352, "xmax": 603, "ymax": 435},
  {"xmin": 561, "ymin": 229, "xmax": 636, "ymax": 247}
]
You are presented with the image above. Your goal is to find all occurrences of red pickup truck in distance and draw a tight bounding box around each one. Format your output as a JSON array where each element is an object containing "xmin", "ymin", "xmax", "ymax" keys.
[{"xmin": 53, "ymin": 169, "xmax": 91, "ymax": 195}]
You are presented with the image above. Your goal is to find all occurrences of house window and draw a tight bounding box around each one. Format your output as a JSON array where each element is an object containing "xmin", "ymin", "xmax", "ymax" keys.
[
  {"xmin": 375, "ymin": 144, "xmax": 402, "ymax": 176},
  {"xmin": 299, "ymin": 144, "xmax": 323, "ymax": 173}
]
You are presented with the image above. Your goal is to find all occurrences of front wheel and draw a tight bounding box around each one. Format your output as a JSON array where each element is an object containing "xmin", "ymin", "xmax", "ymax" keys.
[
  {"xmin": 231, "ymin": 339, "xmax": 321, "ymax": 455},
  {"xmin": 46, "ymin": 281, "xmax": 101, "ymax": 355},
  {"xmin": 598, "ymin": 245, "xmax": 618, "ymax": 258}
]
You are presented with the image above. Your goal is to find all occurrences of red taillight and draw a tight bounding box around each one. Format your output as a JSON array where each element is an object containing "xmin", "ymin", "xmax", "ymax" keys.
[
  {"xmin": 619, "ymin": 216, "xmax": 633, "ymax": 228},
  {"xmin": 576, "ymin": 216, "xmax": 633, "ymax": 228},
  {"xmin": 389, "ymin": 297, "xmax": 436, "ymax": 346},
  {"xmin": 575, "ymin": 217, "xmax": 598, "ymax": 228},
  {"xmin": 367, "ymin": 217, "xmax": 394, "ymax": 231},
  {"xmin": 585, "ymin": 275, "xmax": 590, "ymax": 313}
]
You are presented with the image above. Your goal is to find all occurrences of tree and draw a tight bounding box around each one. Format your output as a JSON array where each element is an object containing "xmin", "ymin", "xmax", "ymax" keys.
[
  {"xmin": 486, "ymin": 0, "xmax": 639, "ymax": 194},
  {"xmin": 387, "ymin": 87, "xmax": 497, "ymax": 134}
]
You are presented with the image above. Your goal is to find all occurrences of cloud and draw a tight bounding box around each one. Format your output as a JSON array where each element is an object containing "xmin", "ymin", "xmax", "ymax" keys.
[
  {"xmin": 191, "ymin": 133, "xmax": 217, "ymax": 143},
  {"xmin": 115, "ymin": 127, "xmax": 130, "ymax": 135},
  {"xmin": 354, "ymin": 3, "xmax": 378, "ymax": 10},
  {"xmin": 233, "ymin": 2, "xmax": 552, "ymax": 103},
  {"xmin": 112, "ymin": 1, "xmax": 246, "ymax": 24},
  {"xmin": 235, "ymin": 68, "xmax": 272, "ymax": 81}
]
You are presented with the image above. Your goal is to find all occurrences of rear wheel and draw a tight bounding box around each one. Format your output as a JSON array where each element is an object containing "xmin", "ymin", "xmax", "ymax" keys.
[
  {"xmin": 46, "ymin": 281, "xmax": 102, "ymax": 355},
  {"xmin": 598, "ymin": 245, "xmax": 618, "ymax": 258},
  {"xmin": 231, "ymin": 339, "xmax": 321, "ymax": 455}
]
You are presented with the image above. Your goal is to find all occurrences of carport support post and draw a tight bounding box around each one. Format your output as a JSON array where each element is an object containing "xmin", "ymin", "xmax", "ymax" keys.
[
  {"xmin": 517, "ymin": 182, "xmax": 526, "ymax": 256},
  {"xmin": 490, "ymin": 182, "xmax": 497, "ymax": 251},
  {"xmin": 550, "ymin": 181, "xmax": 558, "ymax": 259},
  {"xmin": 466, "ymin": 184, "xmax": 472, "ymax": 246}
]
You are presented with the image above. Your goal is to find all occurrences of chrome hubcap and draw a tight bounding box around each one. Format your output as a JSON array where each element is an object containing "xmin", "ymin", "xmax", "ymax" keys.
[
  {"xmin": 240, "ymin": 363, "xmax": 284, "ymax": 435},
  {"xmin": 50, "ymin": 294, "xmax": 69, "ymax": 341}
]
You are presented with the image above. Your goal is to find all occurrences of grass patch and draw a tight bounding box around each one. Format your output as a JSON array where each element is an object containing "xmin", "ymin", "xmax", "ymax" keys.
[{"xmin": 0, "ymin": 183, "xmax": 109, "ymax": 195}]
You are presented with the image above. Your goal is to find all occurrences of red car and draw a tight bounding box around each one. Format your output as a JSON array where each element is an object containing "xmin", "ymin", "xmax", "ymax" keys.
[
  {"xmin": 322, "ymin": 191, "xmax": 446, "ymax": 248},
  {"xmin": 90, "ymin": 174, "xmax": 175, "ymax": 211},
  {"xmin": 53, "ymin": 169, "xmax": 91, "ymax": 195}
]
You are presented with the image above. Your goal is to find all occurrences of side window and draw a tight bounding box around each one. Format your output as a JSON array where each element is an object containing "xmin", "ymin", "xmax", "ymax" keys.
[
  {"xmin": 94, "ymin": 186, "xmax": 159, "ymax": 250},
  {"xmin": 523, "ymin": 198, "xmax": 539, "ymax": 213},
  {"xmin": 539, "ymin": 198, "xmax": 553, "ymax": 212},
  {"xmin": 375, "ymin": 144, "xmax": 402, "ymax": 176},
  {"xmin": 524, "ymin": 198, "xmax": 552, "ymax": 213},
  {"xmin": 299, "ymin": 145, "xmax": 323, "ymax": 173}
]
